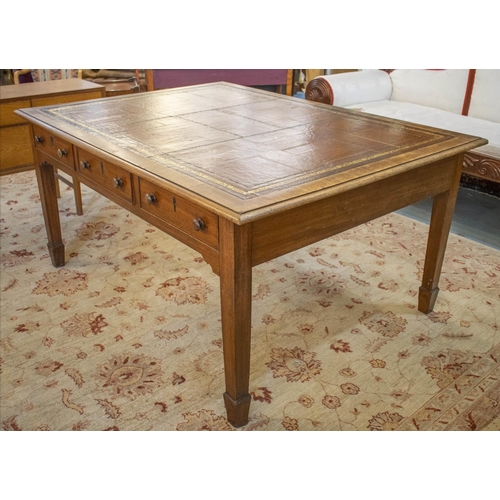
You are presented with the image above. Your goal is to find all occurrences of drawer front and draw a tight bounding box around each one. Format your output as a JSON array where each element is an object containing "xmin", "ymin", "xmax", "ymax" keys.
[
  {"xmin": 0, "ymin": 125, "xmax": 33, "ymax": 171},
  {"xmin": 139, "ymin": 178, "xmax": 219, "ymax": 249},
  {"xmin": 32, "ymin": 90, "xmax": 104, "ymax": 108},
  {"xmin": 76, "ymin": 148, "xmax": 132, "ymax": 202},
  {"xmin": 0, "ymin": 100, "xmax": 31, "ymax": 126},
  {"xmin": 32, "ymin": 125, "xmax": 75, "ymax": 169},
  {"xmin": 35, "ymin": 149, "xmax": 72, "ymax": 172}
]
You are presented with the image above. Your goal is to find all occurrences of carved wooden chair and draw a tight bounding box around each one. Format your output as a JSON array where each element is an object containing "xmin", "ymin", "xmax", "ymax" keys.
[{"xmin": 13, "ymin": 69, "xmax": 84, "ymax": 215}]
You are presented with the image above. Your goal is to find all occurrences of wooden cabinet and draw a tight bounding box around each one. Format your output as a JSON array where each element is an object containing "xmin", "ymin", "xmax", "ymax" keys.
[{"xmin": 0, "ymin": 79, "xmax": 105, "ymax": 175}]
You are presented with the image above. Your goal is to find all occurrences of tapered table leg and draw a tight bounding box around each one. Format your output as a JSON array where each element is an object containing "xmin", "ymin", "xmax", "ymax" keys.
[
  {"xmin": 35, "ymin": 160, "xmax": 65, "ymax": 267},
  {"xmin": 219, "ymin": 217, "xmax": 252, "ymax": 427},
  {"xmin": 418, "ymin": 155, "xmax": 463, "ymax": 313},
  {"xmin": 73, "ymin": 179, "xmax": 84, "ymax": 216}
]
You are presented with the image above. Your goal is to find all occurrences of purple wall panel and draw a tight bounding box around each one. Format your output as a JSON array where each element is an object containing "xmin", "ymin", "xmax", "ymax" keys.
[{"xmin": 152, "ymin": 69, "xmax": 288, "ymax": 89}]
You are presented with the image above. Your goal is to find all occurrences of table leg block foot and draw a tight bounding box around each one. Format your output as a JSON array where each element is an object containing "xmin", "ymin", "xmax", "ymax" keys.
[
  {"xmin": 418, "ymin": 286, "xmax": 439, "ymax": 314},
  {"xmin": 223, "ymin": 392, "xmax": 251, "ymax": 428},
  {"xmin": 48, "ymin": 243, "xmax": 65, "ymax": 267}
]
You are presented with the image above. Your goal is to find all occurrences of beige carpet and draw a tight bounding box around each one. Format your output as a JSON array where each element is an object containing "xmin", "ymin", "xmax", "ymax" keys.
[{"xmin": 1, "ymin": 171, "xmax": 499, "ymax": 431}]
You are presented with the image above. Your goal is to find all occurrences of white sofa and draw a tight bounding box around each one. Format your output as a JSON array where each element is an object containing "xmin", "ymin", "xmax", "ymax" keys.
[{"xmin": 305, "ymin": 69, "xmax": 500, "ymax": 188}]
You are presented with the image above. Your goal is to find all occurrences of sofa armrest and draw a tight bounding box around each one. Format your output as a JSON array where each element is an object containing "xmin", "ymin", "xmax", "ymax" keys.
[{"xmin": 306, "ymin": 70, "xmax": 393, "ymax": 107}]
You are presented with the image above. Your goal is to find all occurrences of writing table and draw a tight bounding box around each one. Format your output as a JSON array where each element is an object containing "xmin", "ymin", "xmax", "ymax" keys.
[{"xmin": 16, "ymin": 83, "xmax": 487, "ymax": 427}]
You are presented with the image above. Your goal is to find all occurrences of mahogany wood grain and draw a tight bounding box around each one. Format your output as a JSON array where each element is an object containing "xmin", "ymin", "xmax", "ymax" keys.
[
  {"xmin": 34, "ymin": 155, "xmax": 65, "ymax": 267},
  {"xmin": 77, "ymin": 147, "xmax": 134, "ymax": 202},
  {"xmin": 418, "ymin": 154, "xmax": 464, "ymax": 313},
  {"xmin": 252, "ymin": 157, "xmax": 457, "ymax": 266},
  {"xmin": 220, "ymin": 218, "xmax": 253, "ymax": 427},
  {"xmin": 16, "ymin": 83, "xmax": 487, "ymax": 427},
  {"xmin": 138, "ymin": 177, "xmax": 220, "ymax": 250}
]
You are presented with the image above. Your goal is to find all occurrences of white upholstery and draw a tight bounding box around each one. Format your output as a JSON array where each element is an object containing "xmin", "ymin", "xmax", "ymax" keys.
[
  {"xmin": 468, "ymin": 69, "xmax": 500, "ymax": 123},
  {"xmin": 389, "ymin": 69, "xmax": 469, "ymax": 114},
  {"xmin": 319, "ymin": 70, "xmax": 392, "ymax": 107}
]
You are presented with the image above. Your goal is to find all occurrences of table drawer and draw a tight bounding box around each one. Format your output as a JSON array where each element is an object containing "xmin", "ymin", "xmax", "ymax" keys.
[
  {"xmin": 76, "ymin": 148, "xmax": 132, "ymax": 202},
  {"xmin": 139, "ymin": 177, "xmax": 219, "ymax": 249},
  {"xmin": 32, "ymin": 125, "xmax": 75, "ymax": 170}
]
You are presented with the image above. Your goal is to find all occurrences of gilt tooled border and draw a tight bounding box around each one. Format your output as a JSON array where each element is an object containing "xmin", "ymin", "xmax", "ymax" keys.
[{"xmin": 39, "ymin": 89, "xmax": 451, "ymax": 199}]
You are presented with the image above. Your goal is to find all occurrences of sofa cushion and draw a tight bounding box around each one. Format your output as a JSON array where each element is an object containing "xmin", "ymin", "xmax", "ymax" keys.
[
  {"xmin": 389, "ymin": 69, "xmax": 469, "ymax": 115},
  {"xmin": 347, "ymin": 100, "xmax": 500, "ymax": 159},
  {"xmin": 468, "ymin": 70, "xmax": 500, "ymax": 123}
]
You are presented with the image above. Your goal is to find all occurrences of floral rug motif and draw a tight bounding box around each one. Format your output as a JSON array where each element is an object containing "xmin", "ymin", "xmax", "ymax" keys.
[{"xmin": 1, "ymin": 171, "xmax": 499, "ymax": 431}]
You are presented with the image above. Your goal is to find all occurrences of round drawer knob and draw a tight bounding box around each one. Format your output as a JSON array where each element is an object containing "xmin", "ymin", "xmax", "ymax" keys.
[
  {"xmin": 145, "ymin": 193, "xmax": 157, "ymax": 205},
  {"xmin": 80, "ymin": 160, "xmax": 90, "ymax": 170},
  {"xmin": 34, "ymin": 135, "xmax": 44, "ymax": 144},
  {"xmin": 192, "ymin": 217, "xmax": 205, "ymax": 231},
  {"xmin": 113, "ymin": 177, "xmax": 124, "ymax": 188},
  {"xmin": 57, "ymin": 148, "xmax": 68, "ymax": 158}
]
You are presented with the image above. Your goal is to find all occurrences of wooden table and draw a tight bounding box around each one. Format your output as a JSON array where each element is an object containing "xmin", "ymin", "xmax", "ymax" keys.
[{"xmin": 16, "ymin": 83, "xmax": 487, "ymax": 427}]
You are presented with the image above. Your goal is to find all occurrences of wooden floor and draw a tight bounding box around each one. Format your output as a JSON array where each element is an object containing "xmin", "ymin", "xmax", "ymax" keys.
[{"xmin": 398, "ymin": 187, "xmax": 500, "ymax": 250}]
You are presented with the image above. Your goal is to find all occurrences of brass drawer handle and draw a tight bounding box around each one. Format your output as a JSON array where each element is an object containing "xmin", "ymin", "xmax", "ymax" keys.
[
  {"xmin": 113, "ymin": 177, "xmax": 124, "ymax": 188},
  {"xmin": 193, "ymin": 217, "xmax": 205, "ymax": 231},
  {"xmin": 145, "ymin": 193, "xmax": 157, "ymax": 205},
  {"xmin": 80, "ymin": 160, "xmax": 90, "ymax": 170},
  {"xmin": 35, "ymin": 135, "xmax": 44, "ymax": 144},
  {"xmin": 57, "ymin": 148, "xmax": 68, "ymax": 158}
]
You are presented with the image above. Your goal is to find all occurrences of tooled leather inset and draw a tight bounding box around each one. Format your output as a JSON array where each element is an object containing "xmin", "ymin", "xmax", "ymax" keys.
[{"xmin": 40, "ymin": 84, "xmax": 452, "ymax": 200}]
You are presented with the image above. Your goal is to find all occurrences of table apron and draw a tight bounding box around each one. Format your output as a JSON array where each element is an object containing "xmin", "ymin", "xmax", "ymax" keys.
[
  {"xmin": 34, "ymin": 145, "xmax": 461, "ymax": 276},
  {"xmin": 251, "ymin": 155, "xmax": 460, "ymax": 266}
]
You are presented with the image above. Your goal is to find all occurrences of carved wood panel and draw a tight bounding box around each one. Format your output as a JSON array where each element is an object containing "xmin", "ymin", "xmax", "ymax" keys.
[{"xmin": 463, "ymin": 152, "xmax": 500, "ymax": 183}]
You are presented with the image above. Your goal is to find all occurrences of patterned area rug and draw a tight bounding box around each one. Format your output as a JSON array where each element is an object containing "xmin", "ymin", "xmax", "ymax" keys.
[{"xmin": 1, "ymin": 171, "xmax": 499, "ymax": 431}]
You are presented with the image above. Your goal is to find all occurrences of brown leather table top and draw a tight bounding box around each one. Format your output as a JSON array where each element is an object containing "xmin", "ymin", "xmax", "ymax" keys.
[{"xmin": 17, "ymin": 82, "xmax": 486, "ymax": 222}]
